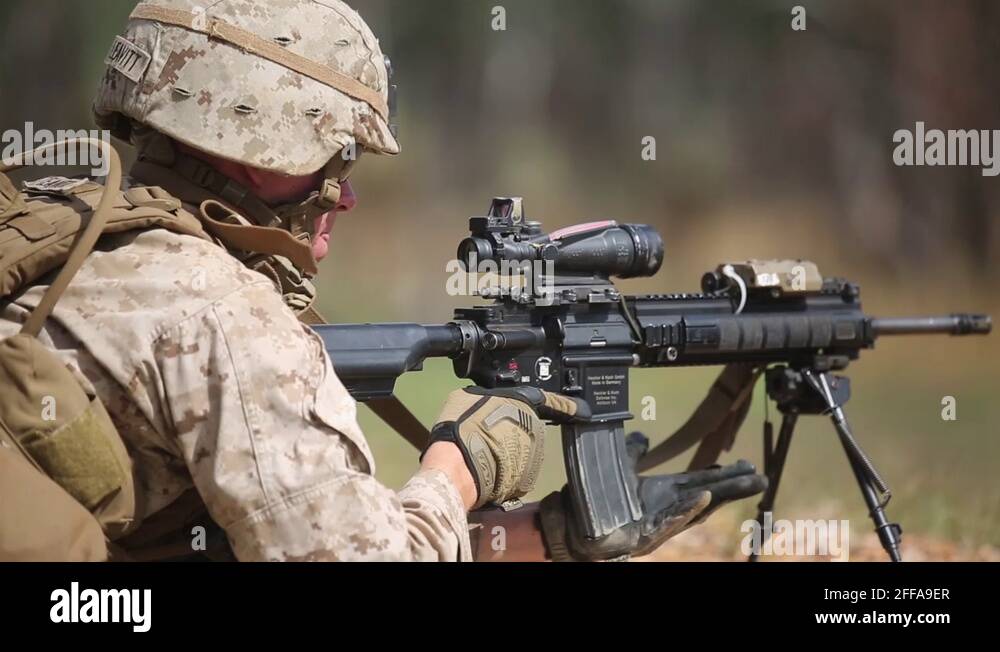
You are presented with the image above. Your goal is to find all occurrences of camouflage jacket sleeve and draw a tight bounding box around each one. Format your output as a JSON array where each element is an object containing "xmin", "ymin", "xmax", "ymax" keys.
[{"xmin": 156, "ymin": 279, "xmax": 471, "ymax": 561}]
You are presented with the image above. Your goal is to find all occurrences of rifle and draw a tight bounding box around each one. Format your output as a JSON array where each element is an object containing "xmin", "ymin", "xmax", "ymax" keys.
[{"xmin": 315, "ymin": 197, "xmax": 991, "ymax": 561}]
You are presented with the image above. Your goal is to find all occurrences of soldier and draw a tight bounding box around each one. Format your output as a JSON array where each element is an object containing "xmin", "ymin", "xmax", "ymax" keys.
[{"xmin": 0, "ymin": 0, "xmax": 765, "ymax": 562}]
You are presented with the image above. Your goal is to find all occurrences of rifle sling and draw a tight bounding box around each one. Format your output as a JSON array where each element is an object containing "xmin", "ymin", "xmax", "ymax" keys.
[
  {"xmin": 687, "ymin": 386, "xmax": 755, "ymax": 470},
  {"xmin": 366, "ymin": 396, "xmax": 429, "ymax": 451},
  {"xmin": 637, "ymin": 365, "xmax": 761, "ymax": 472}
]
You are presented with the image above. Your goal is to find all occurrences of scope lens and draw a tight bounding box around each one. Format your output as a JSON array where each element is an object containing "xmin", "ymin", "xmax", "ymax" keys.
[
  {"xmin": 457, "ymin": 237, "xmax": 493, "ymax": 270},
  {"xmin": 619, "ymin": 224, "xmax": 664, "ymax": 278}
]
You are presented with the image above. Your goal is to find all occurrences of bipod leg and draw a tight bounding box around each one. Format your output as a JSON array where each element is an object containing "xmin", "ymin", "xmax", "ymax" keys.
[
  {"xmin": 748, "ymin": 412, "xmax": 797, "ymax": 562},
  {"xmin": 803, "ymin": 370, "xmax": 902, "ymax": 562}
]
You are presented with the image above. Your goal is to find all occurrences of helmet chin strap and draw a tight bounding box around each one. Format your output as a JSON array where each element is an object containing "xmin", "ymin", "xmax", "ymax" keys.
[
  {"xmin": 131, "ymin": 130, "xmax": 358, "ymax": 278},
  {"xmin": 271, "ymin": 173, "xmax": 342, "ymax": 243},
  {"xmin": 229, "ymin": 147, "xmax": 356, "ymax": 245}
]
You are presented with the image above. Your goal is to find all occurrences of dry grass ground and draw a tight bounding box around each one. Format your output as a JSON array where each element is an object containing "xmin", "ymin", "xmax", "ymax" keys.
[{"xmin": 635, "ymin": 511, "xmax": 1000, "ymax": 562}]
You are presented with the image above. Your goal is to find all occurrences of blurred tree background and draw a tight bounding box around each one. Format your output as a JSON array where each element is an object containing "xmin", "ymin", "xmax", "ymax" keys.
[{"xmin": 2, "ymin": 1, "xmax": 998, "ymax": 552}]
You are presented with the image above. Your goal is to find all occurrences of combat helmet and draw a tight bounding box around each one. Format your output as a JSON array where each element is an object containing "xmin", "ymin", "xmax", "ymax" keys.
[
  {"xmin": 94, "ymin": 0, "xmax": 399, "ymax": 175},
  {"xmin": 92, "ymin": 0, "xmax": 399, "ymax": 300}
]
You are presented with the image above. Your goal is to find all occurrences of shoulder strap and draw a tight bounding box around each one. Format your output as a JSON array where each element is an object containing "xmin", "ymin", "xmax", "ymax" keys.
[
  {"xmin": 0, "ymin": 138, "xmax": 122, "ymax": 337},
  {"xmin": 636, "ymin": 364, "xmax": 761, "ymax": 472}
]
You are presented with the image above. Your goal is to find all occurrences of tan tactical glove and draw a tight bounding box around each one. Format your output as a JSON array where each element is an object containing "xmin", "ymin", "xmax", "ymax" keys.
[{"xmin": 428, "ymin": 387, "xmax": 589, "ymax": 510}]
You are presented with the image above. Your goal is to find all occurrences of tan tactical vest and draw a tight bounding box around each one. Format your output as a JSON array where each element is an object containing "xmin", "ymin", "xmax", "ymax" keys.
[{"xmin": 0, "ymin": 141, "xmax": 213, "ymax": 560}]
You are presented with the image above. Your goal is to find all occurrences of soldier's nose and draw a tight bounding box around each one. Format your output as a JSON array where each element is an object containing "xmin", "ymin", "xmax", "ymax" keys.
[{"xmin": 337, "ymin": 179, "xmax": 357, "ymax": 213}]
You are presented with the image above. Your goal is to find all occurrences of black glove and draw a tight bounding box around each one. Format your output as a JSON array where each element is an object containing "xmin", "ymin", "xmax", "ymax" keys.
[{"xmin": 539, "ymin": 432, "xmax": 768, "ymax": 561}]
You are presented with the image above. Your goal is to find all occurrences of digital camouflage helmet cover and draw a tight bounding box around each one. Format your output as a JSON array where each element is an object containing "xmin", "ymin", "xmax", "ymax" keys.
[{"xmin": 94, "ymin": 0, "xmax": 400, "ymax": 177}]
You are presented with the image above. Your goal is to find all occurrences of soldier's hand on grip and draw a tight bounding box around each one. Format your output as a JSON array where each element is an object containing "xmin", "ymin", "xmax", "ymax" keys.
[
  {"xmin": 539, "ymin": 432, "xmax": 767, "ymax": 561},
  {"xmin": 427, "ymin": 387, "xmax": 587, "ymax": 510}
]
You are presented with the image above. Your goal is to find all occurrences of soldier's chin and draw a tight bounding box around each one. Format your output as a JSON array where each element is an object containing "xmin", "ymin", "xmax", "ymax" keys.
[{"xmin": 312, "ymin": 233, "xmax": 331, "ymax": 262}]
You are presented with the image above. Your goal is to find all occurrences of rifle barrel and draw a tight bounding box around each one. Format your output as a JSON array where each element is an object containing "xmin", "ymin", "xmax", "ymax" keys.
[{"xmin": 871, "ymin": 314, "xmax": 992, "ymax": 336}]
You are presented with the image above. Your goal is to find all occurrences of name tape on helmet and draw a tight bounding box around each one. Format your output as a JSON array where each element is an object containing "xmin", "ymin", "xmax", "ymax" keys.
[{"xmin": 105, "ymin": 35, "xmax": 152, "ymax": 83}]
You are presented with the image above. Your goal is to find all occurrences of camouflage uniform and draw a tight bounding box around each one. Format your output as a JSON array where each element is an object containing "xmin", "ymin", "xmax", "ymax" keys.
[
  {"xmin": 0, "ymin": 214, "xmax": 471, "ymax": 561},
  {"xmin": 0, "ymin": 0, "xmax": 472, "ymax": 561}
]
